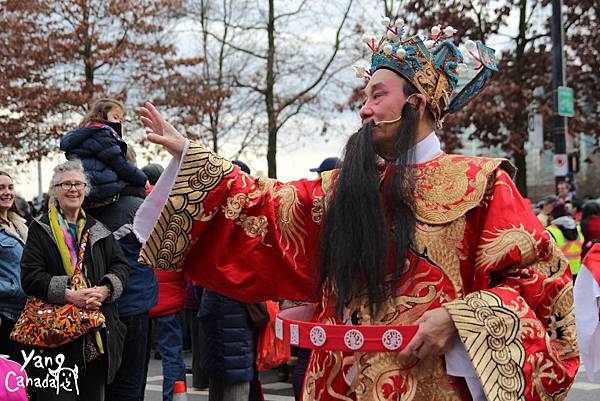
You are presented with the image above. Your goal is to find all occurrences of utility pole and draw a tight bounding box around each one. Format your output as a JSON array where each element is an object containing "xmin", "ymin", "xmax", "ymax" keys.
[{"xmin": 551, "ymin": 0, "xmax": 568, "ymax": 187}]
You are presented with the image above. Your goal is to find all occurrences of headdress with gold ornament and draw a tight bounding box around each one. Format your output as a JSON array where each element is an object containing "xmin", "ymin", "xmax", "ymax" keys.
[{"xmin": 354, "ymin": 17, "xmax": 498, "ymax": 128}]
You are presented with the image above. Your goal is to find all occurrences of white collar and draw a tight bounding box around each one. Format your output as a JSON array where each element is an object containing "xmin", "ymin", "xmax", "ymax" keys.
[{"xmin": 412, "ymin": 131, "xmax": 441, "ymax": 164}]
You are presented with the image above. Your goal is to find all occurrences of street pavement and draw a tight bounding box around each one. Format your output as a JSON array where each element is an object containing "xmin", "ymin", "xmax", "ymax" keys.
[
  {"xmin": 144, "ymin": 349, "xmax": 294, "ymax": 401},
  {"xmin": 144, "ymin": 350, "xmax": 599, "ymax": 400},
  {"xmin": 566, "ymin": 366, "xmax": 600, "ymax": 401}
]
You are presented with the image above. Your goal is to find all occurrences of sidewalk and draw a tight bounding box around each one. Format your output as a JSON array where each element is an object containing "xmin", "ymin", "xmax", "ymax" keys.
[
  {"xmin": 144, "ymin": 350, "xmax": 295, "ymax": 401},
  {"xmin": 144, "ymin": 351, "xmax": 600, "ymax": 401}
]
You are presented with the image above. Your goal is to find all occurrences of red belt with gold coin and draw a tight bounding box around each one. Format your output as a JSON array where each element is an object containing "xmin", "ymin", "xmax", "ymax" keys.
[{"xmin": 275, "ymin": 304, "xmax": 418, "ymax": 352}]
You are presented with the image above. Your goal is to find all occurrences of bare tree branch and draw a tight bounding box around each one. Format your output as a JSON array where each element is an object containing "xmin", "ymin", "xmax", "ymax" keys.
[
  {"xmin": 205, "ymin": 30, "xmax": 268, "ymax": 60},
  {"xmin": 273, "ymin": 0, "xmax": 308, "ymax": 21},
  {"xmin": 524, "ymin": 32, "xmax": 550, "ymax": 44},
  {"xmin": 277, "ymin": 0, "xmax": 353, "ymax": 112},
  {"xmin": 232, "ymin": 76, "xmax": 267, "ymax": 95}
]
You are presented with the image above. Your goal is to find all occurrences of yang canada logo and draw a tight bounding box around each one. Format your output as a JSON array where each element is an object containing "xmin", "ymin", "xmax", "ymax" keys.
[{"xmin": 3, "ymin": 350, "xmax": 79, "ymax": 395}]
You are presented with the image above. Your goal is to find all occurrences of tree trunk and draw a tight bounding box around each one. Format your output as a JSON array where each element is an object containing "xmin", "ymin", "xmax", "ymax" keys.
[
  {"xmin": 266, "ymin": 0, "xmax": 277, "ymax": 178},
  {"xmin": 82, "ymin": 0, "xmax": 94, "ymax": 97},
  {"xmin": 513, "ymin": 0, "xmax": 528, "ymax": 197},
  {"xmin": 212, "ymin": 126, "xmax": 218, "ymax": 153},
  {"xmin": 513, "ymin": 151, "xmax": 528, "ymax": 197},
  {"xmin": 267, "ymin": 118, "xmax": 277, "ymax": 178}
]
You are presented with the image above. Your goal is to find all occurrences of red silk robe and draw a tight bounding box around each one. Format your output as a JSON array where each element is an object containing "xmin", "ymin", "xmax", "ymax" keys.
[{"xmin": 138, "ymin": 144, "xmax": 578, "ymax": 401}]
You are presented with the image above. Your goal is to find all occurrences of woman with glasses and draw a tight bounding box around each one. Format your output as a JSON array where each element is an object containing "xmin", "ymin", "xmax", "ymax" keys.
[
  {"xmin": 0, "ymin": 171, "xmax": 28, "ymax": 360},
  {"xmin": 19, "ymin": 159, "xmax": 129, "ymax": 401}
]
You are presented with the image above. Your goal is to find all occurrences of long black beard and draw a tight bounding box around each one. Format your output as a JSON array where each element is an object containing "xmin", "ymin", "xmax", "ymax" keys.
[{"xmin": 319, "ymin": 106, "xmax": 418, "ymax": 318}]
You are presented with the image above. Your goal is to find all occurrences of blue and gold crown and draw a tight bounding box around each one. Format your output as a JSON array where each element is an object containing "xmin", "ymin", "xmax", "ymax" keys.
[{"xmin": 355, "ymin": 17, "xmax": 498, "ymax": 127}]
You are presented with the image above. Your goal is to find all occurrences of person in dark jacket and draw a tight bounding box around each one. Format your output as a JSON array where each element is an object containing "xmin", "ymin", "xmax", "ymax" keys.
[
  {"xmin": 20, "ymin": 160, "xmax": 129, "ymax": 401},
  {"xmin": 183, "ymin": 279, "xmax": 207, "ymax": 389},
  {"xmin": 60, "ymin": 98, "xmax": 148, "ymax": 207},
  {"xmin": 199, "ymin": 290, "xmax": 257, "ymax": 401},
  {"xmin": 142, "ymin": 163, "xmax": 165, "ymax": 193},
  {"xmin": 91, "ymin": 194, "xmax": 159, "ymax": 401},
  {"xmin": 92, "ymin": 157, "xmax": 160, "ymax": 401},
  {"xmin": 15, "ymin": 195, "xmax": 34, "ymax": 226},
  {"xmin": 141, "ymin": 163, "xmax": 164, "ymax": 186},
  {"xmin": 198, "ymin": 160, "xmax": 260, "ymax": 401},
  {"xmin": 92, "ymin": 154, "xmax": 159, "ymax": 401}
]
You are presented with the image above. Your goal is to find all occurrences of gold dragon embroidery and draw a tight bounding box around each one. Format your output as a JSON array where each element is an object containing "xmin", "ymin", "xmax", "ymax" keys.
[
  {"xmin": 476, "ymin": 224, "xmax": 543, "ymax": 272},
  {"xmin": 219, "ymin": 173, "xmax": 311, "ymax": 266},
  {"xmin": 413, "ymin": 155, "xmax": 515, "ymax": 225},
  {"xmin": 312, "ymin": 197, "xmax": 325, "ymax": 224},
  {"xmin": 311, "ymin": 170, "xmax": 336, "ymax": 225},
  {"xmin": 247, "ymin": 177, "xmax": 307, "ymax": 265},
  {"xmin": 413, "ymin": 218, "xmax": 467, "ymax": 295}
]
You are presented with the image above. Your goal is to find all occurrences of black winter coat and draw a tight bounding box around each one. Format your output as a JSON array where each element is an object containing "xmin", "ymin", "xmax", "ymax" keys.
[
  {"xmin": 60, "ymin": 124, "xmax": 147, "ymax": 202},
  {"xmin": 90, "ymin": 195, "xmax": 159, "ymax": 317},
  {"xmin": 20, "ymin": 214, "xmax": 129, "ymax": 384},
  {"xmin": 198, "ymin": 290, "xmax": 256, "ymax": 384}
]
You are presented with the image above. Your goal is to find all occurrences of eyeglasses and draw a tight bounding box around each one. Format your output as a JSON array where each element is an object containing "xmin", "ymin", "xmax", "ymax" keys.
[{"xmin": 55, "ymin": 182, "xmax": 87, "ymax": 191}]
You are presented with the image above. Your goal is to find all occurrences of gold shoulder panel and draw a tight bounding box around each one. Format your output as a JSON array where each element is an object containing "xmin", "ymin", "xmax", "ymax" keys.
[
  {"xmin": 139, "ymin": 144, "xmax": 233, "ymax": 270},
  {"xmin": 414, "ymin": 154, "xmax": 515, "ymax": 225}
]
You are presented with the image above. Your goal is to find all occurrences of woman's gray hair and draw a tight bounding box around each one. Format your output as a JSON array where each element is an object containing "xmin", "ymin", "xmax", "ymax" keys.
[{"xmin": 48, "ymin": 159, "xmax": 91, "ymax": 199}]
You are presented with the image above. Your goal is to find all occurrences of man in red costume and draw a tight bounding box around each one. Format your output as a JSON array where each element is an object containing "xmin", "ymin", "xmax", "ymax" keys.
[{"xmin": 134, "ymin": 18, "xmax": 578, "ymax": 401}]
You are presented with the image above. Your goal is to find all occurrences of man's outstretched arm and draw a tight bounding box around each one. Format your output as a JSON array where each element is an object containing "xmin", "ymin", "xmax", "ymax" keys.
[
  {"xmin": 135, "ymin": 102, "xmax": 333, "ymax": 303},
  {"xmin": 444, "ymin": 169, "xmax": 579, "ymax": 401}
]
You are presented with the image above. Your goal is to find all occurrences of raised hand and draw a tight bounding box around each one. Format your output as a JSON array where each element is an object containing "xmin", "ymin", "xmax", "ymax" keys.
[{"xmin": 138, "ymin": 102, "xmax": 186, "ymax": 158}]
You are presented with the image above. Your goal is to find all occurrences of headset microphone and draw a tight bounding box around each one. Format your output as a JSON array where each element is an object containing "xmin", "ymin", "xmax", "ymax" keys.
[{"xmin": 374, "ymin": 114, "xmax": 402, "ymax": 127}]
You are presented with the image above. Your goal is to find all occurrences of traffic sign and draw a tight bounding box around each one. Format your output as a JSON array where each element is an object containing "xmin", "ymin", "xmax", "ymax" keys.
[
  {"xmin": 557, "ymin": 86, "xmax": 574, "ymax": 117},
  {"xmin": 553, "ymin": 154, "xmax": 568, "ymax": 176}
]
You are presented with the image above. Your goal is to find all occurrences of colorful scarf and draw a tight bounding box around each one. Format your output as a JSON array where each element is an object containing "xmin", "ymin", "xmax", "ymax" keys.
[
  {"xmin": 49, "ymin": 202, "xmax": 87, "ymax": 278},
  {"xmin": 48, "ymin": 202, "xmax": 104, "ymax": 354}
]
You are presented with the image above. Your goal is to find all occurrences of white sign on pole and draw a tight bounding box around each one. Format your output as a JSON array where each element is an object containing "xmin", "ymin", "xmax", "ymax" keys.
[
  {"xmin": 528, "ymin": 113, "xmax": 544, "ymax": 149},
  {"xmin": 553, "ymin": 154, "xmax": 568, "ymax": 177}
]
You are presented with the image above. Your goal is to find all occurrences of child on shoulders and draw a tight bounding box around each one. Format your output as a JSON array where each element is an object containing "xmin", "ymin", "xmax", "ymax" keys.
[{"xmin": 60, "ymin": 98, "xmax": 148, "ymax": 208}]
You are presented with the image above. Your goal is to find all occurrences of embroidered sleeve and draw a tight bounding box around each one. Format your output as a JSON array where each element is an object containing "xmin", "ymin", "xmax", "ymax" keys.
[
  {"xmin": 139, "ymin": 143, "xmax": 332, "ymax": 302},
  {"xmin": 444, "ymin": 169, "xmax": 579, "ymax": 401}
]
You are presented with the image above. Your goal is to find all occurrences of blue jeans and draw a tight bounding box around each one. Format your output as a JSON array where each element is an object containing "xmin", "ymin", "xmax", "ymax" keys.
[
  {"xmin": 106, "ymin": 312, "xmax": 151, "ymax": 401},
  {"xmin": 156, "ymin": 312, "xmax": 186, "ymax": 401}
]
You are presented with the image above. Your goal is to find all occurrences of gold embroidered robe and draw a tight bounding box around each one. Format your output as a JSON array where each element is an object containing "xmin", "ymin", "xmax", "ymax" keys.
[{"xmin": 138, "ymin": 143, "xmax": 579, "ymax": 401}]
